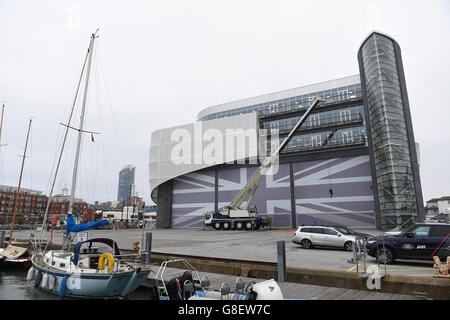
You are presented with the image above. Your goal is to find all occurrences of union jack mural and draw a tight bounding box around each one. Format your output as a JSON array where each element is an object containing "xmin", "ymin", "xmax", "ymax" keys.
[
  {"xmin": 172, "ymin": 169, "xmax": 215, "ymax": 228},
  {"xmin": 171, "ymin": 155, "xmax": 375, "ymax": 228}
]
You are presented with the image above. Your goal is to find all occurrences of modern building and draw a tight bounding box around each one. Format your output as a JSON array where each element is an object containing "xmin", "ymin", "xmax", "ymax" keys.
[
  {"xmin": 358, "ymin": 32, "xmax": 425, "ymax": 229},
  {"xmin": 117, "ymin": 164, "xmax": 136, "ymax": 206},
  {"xmin": 149, "ymin": 31, "xmax": 424, "ymax": 231}
]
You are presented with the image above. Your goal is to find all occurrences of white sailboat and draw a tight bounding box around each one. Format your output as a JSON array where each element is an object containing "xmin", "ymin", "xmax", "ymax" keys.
[{"xmin": 27, "ymin": 30, "xmax": 151, "ymax": 299}]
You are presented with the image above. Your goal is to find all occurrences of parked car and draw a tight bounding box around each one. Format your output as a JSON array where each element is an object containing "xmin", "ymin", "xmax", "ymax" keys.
[
  {"xmin": 291, "ymin": 226, "xmax": 357, "ymax": 251},
  {"xmin": 323, "ymin": 225, "xmax": 373, "ymax": 239},
  {"xmin": 382, "ymin": 227, "xmax": 403, "ymax": 236},
  {"xmin": 366, "ymin": 223, "xmax": 450, "ymax": 264}
]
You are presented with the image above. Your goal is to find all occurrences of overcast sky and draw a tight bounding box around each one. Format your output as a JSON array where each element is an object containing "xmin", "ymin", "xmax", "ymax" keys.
[{"xmin": 0, "ymin": 0, "xmax": 449, "ymax": 206}]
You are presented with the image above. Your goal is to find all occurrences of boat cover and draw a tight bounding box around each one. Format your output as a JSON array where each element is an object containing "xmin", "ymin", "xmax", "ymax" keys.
[
  {"xmin": 66, "ymin": 213, "xmax": 109, "ymax": 235},
  {"xmin": 0, "ymin": 245, "xmax": 28, "ymax": 260},
  {"xmin": 72, "ymin": 238, "xmax": 121, "ymax": 265}
]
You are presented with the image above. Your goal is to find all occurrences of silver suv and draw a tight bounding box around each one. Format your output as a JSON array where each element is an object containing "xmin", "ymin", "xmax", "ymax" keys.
[{"xmin": 291, "ymin": 226, "xmax": 357, "ymax": 251}]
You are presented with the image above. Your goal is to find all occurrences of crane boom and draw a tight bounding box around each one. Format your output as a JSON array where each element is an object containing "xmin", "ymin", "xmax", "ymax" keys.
[{"xmin": 226, "ymin": 96, "xmax": 324, "ymax": 211}]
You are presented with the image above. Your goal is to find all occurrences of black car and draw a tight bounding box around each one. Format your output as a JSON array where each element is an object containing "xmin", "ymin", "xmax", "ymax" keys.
[{"xmin": 366, "ymin": 223, "xmax": 450, "ymax": 264}]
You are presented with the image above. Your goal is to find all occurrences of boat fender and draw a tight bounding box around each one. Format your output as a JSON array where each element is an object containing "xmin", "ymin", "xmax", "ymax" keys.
[
  {"xmin": 60, "ymin": 276, "xmax": 69, "ymax": 298},
  {"xmin": 49, "ymin": 275, "xmax": 56, "ymax": 291},
  {"xmin": 41, "ymin": 273, "xmax": 48, "ymax": 288},
  {"xmin": 26, "ymin": 267, "xmax": 35, "ymax": 281},
  {"xmin": 34, "ymin": 271, "xmax": 42, "ymax": 288},
  {"xmin": 98, "ymin": 252, "xmax": 115, "ymax": 272}
]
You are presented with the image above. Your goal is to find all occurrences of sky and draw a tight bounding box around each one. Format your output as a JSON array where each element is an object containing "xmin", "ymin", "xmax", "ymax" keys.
[{"xmin": 0, "ymin": 0, "xmax": 449, "ymax": 206}]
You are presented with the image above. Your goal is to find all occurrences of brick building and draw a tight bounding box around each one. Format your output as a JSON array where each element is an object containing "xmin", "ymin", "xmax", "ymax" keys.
[{"xmin": 0, "ymin": 185, "xmax": 88, "ymax": 225}]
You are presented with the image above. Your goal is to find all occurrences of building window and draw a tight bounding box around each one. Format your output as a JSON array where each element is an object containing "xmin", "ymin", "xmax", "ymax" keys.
[
  {"xmin": 342, "ymin": 130, "xmax": 354, "ymax": 143},
  {"xmin": 339, "ymin": 110, "xmax": 351, "ymax": 122},
  {"xmin": 309, "ymin": 114, "xmax": 320, "ymax": 127},
  {"xmin": 311, "ymin": 135, "xmax": 322, "ymax": 147}
]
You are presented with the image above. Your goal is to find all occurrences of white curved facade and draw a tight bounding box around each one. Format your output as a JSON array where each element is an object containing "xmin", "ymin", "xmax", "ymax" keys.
[{"xmin": 149, "ymin": 112, "xmax": 259, "ymax": 202}]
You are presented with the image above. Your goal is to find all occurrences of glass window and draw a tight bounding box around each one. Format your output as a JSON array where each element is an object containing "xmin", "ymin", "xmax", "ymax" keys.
[
  {"xmin": 334, "ymin": 227, "xmax": 352, "ymax": 235},
  {"xmin": 431, "ymin": 226, "xmax": 450, "ymax": 237},
  {"xmin": 412, "ymin": 226, "xmax": 431, "ymax": 237},
  {"xmin": 324, "ymin": 228, "xmax": 339, "ymax": 235},
  {"xmin": 311, "ymin": 228, "xmax": 325, "ymax": 234}
]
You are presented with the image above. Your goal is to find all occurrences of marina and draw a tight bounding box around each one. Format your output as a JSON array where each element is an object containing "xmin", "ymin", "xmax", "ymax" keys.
[
  {"xmin": 1, "ymin": 227, "xmax": 447, "ymax": 301},
  {"xmin": 0, "ymin": 2, "xmax": 449, "ymax": 315}
]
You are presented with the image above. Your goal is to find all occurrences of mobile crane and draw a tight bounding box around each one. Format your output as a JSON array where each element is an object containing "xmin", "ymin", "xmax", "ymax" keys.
[{"xmin": 203, "ymin": 96, "xmax": 325, "ymax": 230}]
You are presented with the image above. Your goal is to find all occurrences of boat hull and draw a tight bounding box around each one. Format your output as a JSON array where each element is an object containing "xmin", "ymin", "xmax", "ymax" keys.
[
  {"xmin": 31, "ymin": 260, "xmax": 150, "ymax": 299},
  {"xmin": 1, "ymin": 258, "xmax": 32, "ymax": 269}
]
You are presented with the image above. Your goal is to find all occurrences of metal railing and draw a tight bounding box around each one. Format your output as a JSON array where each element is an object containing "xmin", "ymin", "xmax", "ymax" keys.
[{"xmin": 348, "ymin": 235, "xmax": 387, "ymax": 290}]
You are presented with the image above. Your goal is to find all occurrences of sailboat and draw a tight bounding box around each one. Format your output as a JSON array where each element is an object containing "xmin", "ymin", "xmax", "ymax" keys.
[
  {"xmin": 0, "ymin": 117, "xmax": 33, "ymax": 270},
  {"xmin": 27, "ymin": 30, "xmax": 151, "ymax": 299}
]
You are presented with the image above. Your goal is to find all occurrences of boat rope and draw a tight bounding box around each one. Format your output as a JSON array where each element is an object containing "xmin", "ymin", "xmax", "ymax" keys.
[{"xmin": 38, "ymin": 43, "xmax": 90, "ymax": 253}]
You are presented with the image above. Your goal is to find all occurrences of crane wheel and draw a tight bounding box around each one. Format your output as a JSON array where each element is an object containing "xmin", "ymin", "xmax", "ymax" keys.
[
  {"xmin": 223, "ymin": 222, "xmax": 230, "ymax": 230},
  {"xmin": 214, "ymin": 222, "xmax": 221, "ymax": 230},
  {"xmin": 236, "ymin": 222, "xmax": 243, "ymax": 230}
]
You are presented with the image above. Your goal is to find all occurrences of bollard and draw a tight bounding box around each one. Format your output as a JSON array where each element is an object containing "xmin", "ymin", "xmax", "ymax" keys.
[
  {"xmin": 145, "ymin": 232, "xmax": 152, "ymax": 265},
  {"xmin": 0, "ymin": 230, "xmax": 4, "ymax": 249},
  {"xmin": 277, "ymin": 240, "xmax": 286, "ymax": 282}
]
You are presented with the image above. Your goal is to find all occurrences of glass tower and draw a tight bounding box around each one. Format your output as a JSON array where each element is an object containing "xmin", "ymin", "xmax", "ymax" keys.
[
  {"xmin": 117, "ymin": 164, "xmax": 135, "ymax": 206},
  {"xmin": 358, "ymin": 32, "xmax": 424, "ymax": 230}
]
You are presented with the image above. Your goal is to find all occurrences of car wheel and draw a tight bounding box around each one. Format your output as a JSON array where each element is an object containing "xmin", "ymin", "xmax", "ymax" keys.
[
  {"xmin": 344, "ymin": 241, "xmax": 354, "ymax": 252},
  {"xmin": 376, "ymin": 246, "xmax": 395, "ymax": 264},
  {"xmin": 214, "ymin": 222, "xmax": 221, "ymax": 230},
  {"xmin": 223, "ymin": 222, "xmax": 230, "ymax": 230},
  {"xmin": 300, "ymin": 239, "xmax": 312, "ymax": 249}
]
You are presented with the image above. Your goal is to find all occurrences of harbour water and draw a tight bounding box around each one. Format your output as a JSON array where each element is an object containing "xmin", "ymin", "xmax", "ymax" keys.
[
  {"xmin": 0, "ymin": 269, "xmax": 58, "ymax": 300},
  {"xmin": 0, "ymin": 268, "xmax": 151, "ymax": 300}
]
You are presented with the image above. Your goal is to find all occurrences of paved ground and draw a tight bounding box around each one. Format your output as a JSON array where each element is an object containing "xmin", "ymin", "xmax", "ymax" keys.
[{"xmin": 10, "ymin": 227, "xmax": 437, "ymax": 278}]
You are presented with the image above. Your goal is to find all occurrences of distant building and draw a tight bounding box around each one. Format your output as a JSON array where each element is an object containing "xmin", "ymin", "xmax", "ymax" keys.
[
  {"xmin": 87, "ymin": 202, "xmax": 121, "ymax": 222},
  {"xmin": 117, "ymin": 164, "xmax": 136, "ymax": 206},
  {"xmin": 426, "ymin": 197, "xmax": 450, "ymax": 216},
  {"xmin": 48, "ymin": 188, "xmax": 88, "ymax": 221},
  {"xmin": 0, "ymin": 185, "xmax": 88, "ymax": 225},
  {"xmin": 0, "ymin": 184, "xmax": 47, "ymax": 216}
]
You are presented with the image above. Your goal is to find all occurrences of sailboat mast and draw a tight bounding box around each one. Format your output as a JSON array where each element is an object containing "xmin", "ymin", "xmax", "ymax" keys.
[
  {"xmin": 68, "ymin": 30, "xmax": 98, "ymax": 222},
  {"xmin": 0, "ymin": 104, "xmax": 5, "ymax": 146},
  {"xmin": 38, "ymin": 42, "xmax": 90, "ymax": 245},
  {"xmin": 9, "ymin": 118, "xmax": 32, "ymax": 244}
]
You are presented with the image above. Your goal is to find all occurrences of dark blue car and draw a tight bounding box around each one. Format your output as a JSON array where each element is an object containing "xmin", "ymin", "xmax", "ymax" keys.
[{"xmin": 367, "ymin": 223, "xmax": 450, "ymax": 264}]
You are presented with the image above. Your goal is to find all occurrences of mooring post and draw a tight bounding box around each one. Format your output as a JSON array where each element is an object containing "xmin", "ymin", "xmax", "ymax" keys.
[
  {"xmin": 277, "ymin": 240, "xmax": 286, "ymax": 282},
  {"xmin": 145, "ymin": 232, "xmax": 152, "ymax": 265},
  {"xmin": 0, "ymin": 230, "xmax": 4, "ymax": 249}
]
